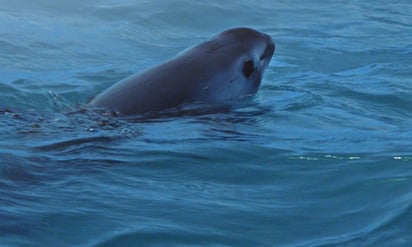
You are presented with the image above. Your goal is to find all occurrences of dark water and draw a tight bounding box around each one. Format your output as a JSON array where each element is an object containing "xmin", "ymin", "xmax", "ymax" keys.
[{"xmin": 1, "ymin": 1, "xmax": 412, "ymax": 246}]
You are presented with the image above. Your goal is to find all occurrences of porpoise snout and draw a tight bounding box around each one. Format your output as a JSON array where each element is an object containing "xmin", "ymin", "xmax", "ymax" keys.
[{"xmin": 260, "ymin": 35, "xmax": 275, "ymax": 61}]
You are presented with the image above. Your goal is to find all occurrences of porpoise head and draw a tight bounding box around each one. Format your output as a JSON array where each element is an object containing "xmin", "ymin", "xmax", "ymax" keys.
[
  {"xmin": 89, "ymin": 27, "xmax": 275, "ymax": 115},
  {"xmin": 192, "ymin": 27, "xmax": 275, "ymax": 102}
]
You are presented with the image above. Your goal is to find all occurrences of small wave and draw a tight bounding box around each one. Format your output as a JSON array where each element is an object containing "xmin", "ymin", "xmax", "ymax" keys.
[
  {"xmin": 0, "ymin": 82, "xmax": 76, "ymax": 113},
  {"xmin": 33, "ymin": 136, "xmax": 115, "ymax": 152},
  {"xmin": 334, "ymin": 63, "xmax": 390, "ymax": 77},
  {"xmin": 0, "ymin": 153, "xmax": 40, "ymax": 185},
  {"xmin": 91, "ymin": 228, "xmax": 259, "ymax": 247},
  {"xmin": 297, "ymin": 194, "xmax": 412, "ymax": 247},
  {"xmin": 328, "ymin": 84, "xmax": 412, "ymax": 116},
  {"xmin": 261, "ymin": 85, "xmax": 324, "ymax": 111},
  {"xmin": 0, "ymin": 40, "xmax": 31, "ymax": 56}
]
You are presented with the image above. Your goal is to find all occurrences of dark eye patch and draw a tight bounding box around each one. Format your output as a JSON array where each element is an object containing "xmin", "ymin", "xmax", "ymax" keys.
[{"xmin": 242, "ymin": 60, "xmax": 254, "ymax": 78}]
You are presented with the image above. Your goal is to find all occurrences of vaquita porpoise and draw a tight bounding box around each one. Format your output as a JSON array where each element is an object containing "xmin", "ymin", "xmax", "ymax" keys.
[{"xmin": 89, "ymin": 27, "xmax": 275, "ymax": 115}]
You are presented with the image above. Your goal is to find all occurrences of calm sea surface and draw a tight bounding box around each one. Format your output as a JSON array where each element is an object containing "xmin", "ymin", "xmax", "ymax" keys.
[{"xmin": 1, "ymin": 1, "xmax": 412, "ymax": 246}]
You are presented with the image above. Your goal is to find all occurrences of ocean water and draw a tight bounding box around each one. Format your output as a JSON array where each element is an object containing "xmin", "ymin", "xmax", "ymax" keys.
[{"xmin": 1, "ymin": 0, "xmax": 412, "ymax": 246}]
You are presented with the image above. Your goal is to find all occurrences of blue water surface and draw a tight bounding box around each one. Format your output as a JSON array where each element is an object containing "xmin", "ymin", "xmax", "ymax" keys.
[{"xmin": 1, "ymin": 1, "xmax": 412, "ymax": 246}]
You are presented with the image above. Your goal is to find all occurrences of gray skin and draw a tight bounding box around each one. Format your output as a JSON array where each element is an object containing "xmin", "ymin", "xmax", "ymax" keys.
[{"xmin": 89, "ymin": 27, "xmax": 275, "ymax": 115}]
